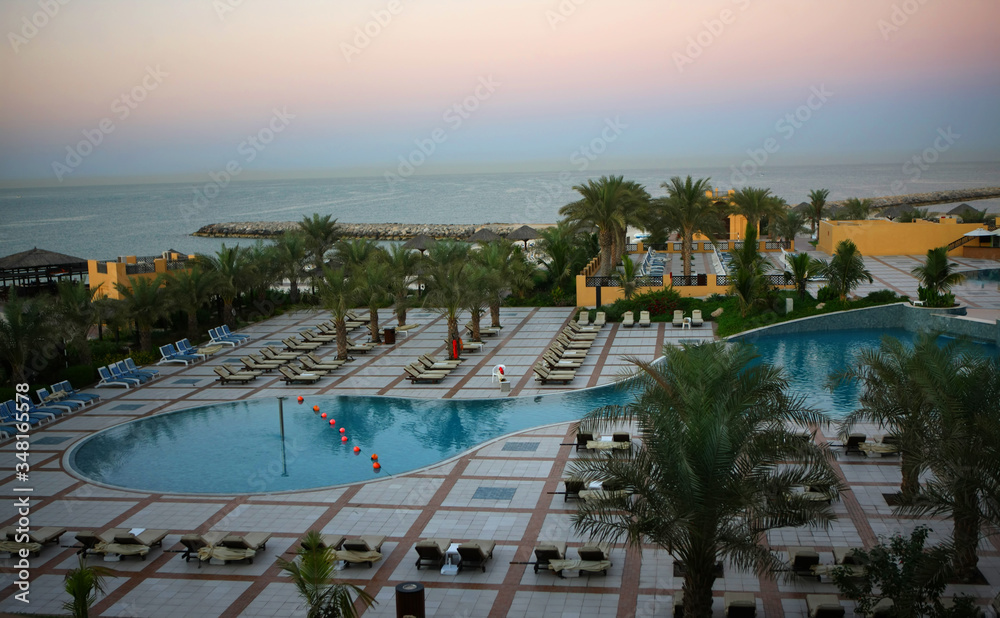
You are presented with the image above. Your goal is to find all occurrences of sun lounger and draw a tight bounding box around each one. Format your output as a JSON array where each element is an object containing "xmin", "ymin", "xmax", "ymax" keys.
[
  {"xmin": 790, "ymin": 547, "xmax": 821, "ymax": 577},
  {"xmin": 77, "ymin": 528, "xmax": 167, "ymax": 561},
  {"xmin": 279, "ymin": 366, "xmax": 322, "ymax": 384},
  {"xmin": 833, "ymin": 547, "xmax": 865, "ymax": 565},
  {"xmin": 543, "ymin": 352, "xmax": 582, "ymax": 369},
  {"xmin": 404, "ymin": 365, "xmax": 449, "ymax": 384},
  {"xmin": 54, "ymin": 381, "xmax": 101, "ymax": 404},
  {"xmin": 844, "ymin": 433, "xmax": 867, "ymax": 455},
  {"xmin": 241, "ymin": 357, "xmax": 281, "ymax": 372},
  {"xmin": 109, "ymin": 362, "xmax": 148, "ymax": 384},
  {"xmin": 578, "ymin": 310, "xmax": 590, "ymax": 325},
  {"xmin": 214, "ymin": 366, "xmax": 258, "ymax": 384},
  {"xmin": 208, "ymin": 327, "xmax": 241, "ymax": 347},
  {"xmin": 417, "ymin": 357, "xmax": 460, "ymax": 371},
  {"xmin": 725, "ymin": 592, "xmax": 757, "ymax": 618},
  {"xmin": 674, "ymin": 591, "xmax": 686, "ymax": 618},
  {"xmin": 460, "ymin": 340, "xmax": 485, "ymax": 353},
  {"xmin": 0, "ymin": 525, "xmax": 66, "ymax": 555},
  {"xmin": 420, "ymin": 354, "xmax": 462, "ymax": 368},
  {"xmin": 346, "ymin": 337, "xmax": 377, "ymax": 350},
  {"xmin": 564, "ymin": 478, "xmax": 584, "ymax": 501},
  {"xmin": 158, "ymin": 343, "xmax": 200, "ymax": 365},
  {"xmin": 283, "ymin": 337, "xmax": 322, "ymax": 352},
  {"xmin": 576, "ymin": 432, "xmax": 594, "ymax": 451},
  {"xmin": 672, "ymin": 310, "xmax": 684, "ymax": 327},
  {"xmin": 578, "ymin": 542, "xmax": 611, "ymax": 563},
  {"xmin": 533, "ymin": 364, "xmax": 576, "ymax": 385},
  {"xmin": 96, "ymin": 365, "xmax": 137, "ymax": 388},
  {"xmin": 639, "ymin": 310, "xmax": 651, "ymax": 327},
  {"xmin": 124, "ymin": 358, "xmax": 159, "ymax": 380},
  {"xmin": 555, "ymin": 335, "xmax": 591, "ymax": 350},
  {"xmin": 301, "ymin": 330, "xmax": 336, "ymax": 343},
  {"xmin": 622, "ymin": 311, "xmax": 635, "ymax": 327},
  {"xmin": 806, "ymin": 594, "xmax": 845, "ymax": 618},
  {"xmin": 263, "ymin": 347, "xmax": 302, "ymax": 361},
  {"xmin": 220, "ymin": 532, "xmax": 271, "ymax": 552},
  {"xmin": 1, "ymin": 400, "xmax": 52, "ymax": 426},
  {"xmin": 414, "ymin": 538, "xmax": 450, "ymax": 570},
  {"xmin": 691, "ymin": 310, "xmax": 704, "ymax": 327},
  {"xmin": 593, "ymin": 311, "xmax": 606, "ymax": 327},
  {"xmin": 338, "ymin": 535, "xmax": 385, "ymax": 567},
  {"xmin": 35, "ymin": 388, "xmax": 83, "ymax": 413},
  {"xmin": 316, "ymin": 534, "xmax": 345, "ymax": 550},
  {"xmin": 300, "ymin": 357, "xmax": 344, "ymax": 372},
  {"xmin": 176, "ymin": 339, "xmax": 208, "ymax": 360},
  {"xmin": 221, "ymin": 324, "xmax": 251, "ymax": 342},
  {"xmin": 563, "ymin": 325, "xmax": 598, "ymax": 339},
  {"xmin": 180, "ymin": 531, "xmax": 225, "ymax": 565},
  {"xmin": 533, "ymin": 540, "xmax": 567, "ymax": 573},
  {"xmin": 457, "ymin": 539, "xmax": 496, "ymax": 572}
]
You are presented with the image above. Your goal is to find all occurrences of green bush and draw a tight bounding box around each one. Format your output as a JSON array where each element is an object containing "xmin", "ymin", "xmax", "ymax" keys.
[
  {"xmin": 916, "ymin": 286, "xmax": 956, "ymax": 308},
  {"xmin": 864, "ymin": 289, "xmax": 904, "ymax": 303},
  {"xmin": 816, "ymin": 286, "xmax": 837, "ymax": 302}
]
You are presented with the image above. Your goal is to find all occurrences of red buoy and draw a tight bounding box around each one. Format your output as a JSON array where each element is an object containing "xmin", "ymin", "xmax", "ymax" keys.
[
  {"xmin": 330, "ymin": 419, "xmax": 335, "ymax": 425},
  {"xmin": 321, "ymin": 412, "xmax": 327, "ymax": 419},
  {"xmin": 373, "ymin": 462, "xmax": 381, "ymax": 471},
  {"xmin": 329, "ymin": 419, "xmax": 335, "ymax": 426},
  {"xmin": 341, "ymin": 436, "xmax": 348, "ymax": 442},
  {"xmin": 297, "ymin": 396, "xmax": 304, "ymax": 403},
  {"xmin": 353, "ymin": 446, "xmax": 360, "ymax": 453},
  {"xmin": 370, "ymin": 454, "xmax": 378, "ymax": 461},
  {"xmin": 339, "ymin": 427, "xmax": 345, "ymax": 434},
  {"xmin": 312, "ymin": 405, "xmax": 320, "ymax": 412}
]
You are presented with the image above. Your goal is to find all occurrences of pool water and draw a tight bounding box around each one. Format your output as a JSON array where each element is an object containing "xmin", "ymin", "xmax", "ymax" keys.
[
  {"xmin": 69, "ymin": 329, "xmax": 998, "ymax": 494},
  {"xmin": 961, "ymin": 268, "xmax": 1000, "ymax": 282}
]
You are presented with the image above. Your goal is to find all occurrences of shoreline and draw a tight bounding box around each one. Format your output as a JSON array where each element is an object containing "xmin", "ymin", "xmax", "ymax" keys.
[{"xmin": 193, "ymin": 221, "xmax": 557, "ymax": 240}]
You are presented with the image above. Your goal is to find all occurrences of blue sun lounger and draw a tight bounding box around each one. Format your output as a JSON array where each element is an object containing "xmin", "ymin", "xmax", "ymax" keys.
[
  {"xmin": 221, "ymin": 325, "xmax": 250, "ymax": 342},
  {"xmin": 35, "ymin": 389, "xmax": 84, "ymax": 413},
  {"xmin": 176, "ymin": 339, "xmax": 207, "ymax": 360},
  {"xmin": 208, "ymin": 327, "xmax": 242, "ymax": 347},
  {"xmin": 42, "ymin": 384, "xmax": 94, "ymax": 408},
  {"xmin": 97, "ymin": 366, "xmax": 136, "ymax": 388},
  {"xmin": 124, "ymin": 358, "xmax": 159, "ymax": 380},
  {"xmin": 158, "ymin": 344, "xmax": 201, "ymax": 365},
  {"xmin": 53, "ymin": 381, "xmax": 101, "ymax": 404},
  {"xmin": 1, "ymin": 400, "xmax": 54, "ymax": 426},
  {"xmin": 110, "ymin": 362, "xmax": 150, "ymax": 384}
]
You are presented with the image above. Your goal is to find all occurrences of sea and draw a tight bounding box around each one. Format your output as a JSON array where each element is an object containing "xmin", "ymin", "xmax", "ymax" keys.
[{"xmin": 2, "ymin": 162, "xmax": 999, "ymax": 261}]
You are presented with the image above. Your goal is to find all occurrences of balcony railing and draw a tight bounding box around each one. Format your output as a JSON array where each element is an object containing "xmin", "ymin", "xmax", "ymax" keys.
[
  {"xmin": 125, "ymin": 262, "xmax": 156, "ymax": 275},
  {"xmin": 585, "ymin": 275, "xmax": 663, "ymax": 288}
]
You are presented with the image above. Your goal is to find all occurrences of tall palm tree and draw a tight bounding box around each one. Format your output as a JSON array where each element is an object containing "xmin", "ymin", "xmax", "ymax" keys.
[
  {"xmin": 334, "ymin": 238, "xmax": 381, "ymax": 275},
  {"xmin": 900, "ymin": 346, "xmax": 1000, "ymax": 582},
  {"xmin": 783, "ymin": 252, "xmax": 825, "ymax": 300},
  {"xmin": 559, "ymin": 175, "xmax": 649, "ymax": 276},
  {"xmin": 113, "ymin": 276, "xmax": 168, "ymax": 352},
  {"xmin": 772, "ymin": 211, "xmax": 808, "ymax": 245},
  {"xmin": 386, "ymin": 244, "xmax": 420, "ymax": 326},
  {"xmin": 462, "ymin": 265, "xmax": 491, "ymax": 342},
  {"xmin": 537, "ymin": 222, "xmax": 590, "ymax": 289},
  {"xmin": 841, "ymin": 197, "xmax": 873, "ymax": 221},
  {"xmin": 273, "ymin": 231, "xmax": 309, "ymax": 303},
  {"xmin": 570, "ymin": 342, "xmax": 840, "ymax": 618},
  {"xmin": 244, "ymin": 240, "xmax": 279, "ymax": 303},
  {"xmin": 650, "ymin": 176, "xmax": 724, "ymax": 278},
  {"xmin": 163, "ymin": 267, "xmax": 218, "ymax": 340},
  {"xmin": 473, "ymin": 240, "xmax": 535, "ymax": 327},
  {"xmin": 276, "ymin": 530, "xmax": 375, "ymax": 618},
  {"xmin": 807, "ymin": 189, "xmax": 830, "ymax": 235},
  {"xmin": 822, "ymin": 240, "xmax": 873, "ymax": 301},
  {"xmin": 319, "ymin": 267, "xmax": 357, "ymax": 362},
  {"xmin": 422, "ymin": 240, "xmax": 470, "ymax": 359},
  {"xmin": 731, "ymin": 186, "xmax": 782, "ymax": 237},
  {"xmin": 354, "ymin": 255, "xmax": 391, "ymax": 344},
  {"xmin": 0, "ymin": 290, "xmax": 54, "ymax": 383},
  {"xmin": 829, "ymin": 333, "xmax": 940, "ymax": 498},
  {"xmin": 196, "ymin": 244, "xmax": 252, "ymax": 327},
  {"xmin": 910, "ymin": 246, "xmax": 965, "ymax": 307},
  {"xmin": 56, "ymin": 280, "xmax": 101, "ymax": 366},
  {"xmin": 298, "ymin": 213, "xmax": 340, "ymax": 290}
]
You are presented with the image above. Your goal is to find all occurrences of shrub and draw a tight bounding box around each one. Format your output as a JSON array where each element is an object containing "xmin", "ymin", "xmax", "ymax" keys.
[
  {"xmin": 816, "ymin": 286, "xmax": 837, "ymax": 302},
  {"xmin": 916, "ymin": 286, "xmax": 956, "ymax": 308},
  {"xmin": 864, "ymin": 289, "xmax": 904, "ymax": 303}
]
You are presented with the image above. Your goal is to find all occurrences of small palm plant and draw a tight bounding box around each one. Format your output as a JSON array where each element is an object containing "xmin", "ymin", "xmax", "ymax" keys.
[
  {"xmin": 616, "ymin": 256, "xmax": 640, "ymax": 300},
  {"xmin": 823, "ymin": 240, "xmax": 873, "ymax": 301},
  {"xmin": 277, "ymin": 530, "xmax": 375, "ymax": 618},
  {"xmin": 63, "ymin": 555, "xmax": 113, "ymax": 618},
  {"xmin": 910, "ymin": 246, "xmax": 964, "ymax": 307},
  {"xmin": 783, "ymin": 252, "xmax": 826, "ymax": 299}
]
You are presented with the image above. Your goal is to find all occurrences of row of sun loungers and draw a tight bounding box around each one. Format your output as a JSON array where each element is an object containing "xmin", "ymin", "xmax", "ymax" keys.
[
  {"xmin": 208, "ymin": 325, "xmax": 251, "ymax": 347},
  {"xmin": 533, "ymin": 315, "xmax": 605, "ymax": 384},
  {"xmin": 621, "ymin": 310, "xmax": 651, "ymax": 327},
  {"xmin": 158, "ymin": 338, "xmax": 223, "ymax": 365},
  {"xmin": 96, "ymin": 357, "xmax": 160, "ymax": 388},
  {"xmin": 672, "ymin": 309, "xmax": 704, "ymax": 327},
  {"xmin": 404, "ymin": 355, "xmax": 463, "ymax": 383}
]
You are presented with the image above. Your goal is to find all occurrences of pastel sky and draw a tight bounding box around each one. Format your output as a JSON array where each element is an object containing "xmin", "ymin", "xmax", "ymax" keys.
[{"xmin": 1, "ymin": 0, "xmax": 999, "ymax": 184}]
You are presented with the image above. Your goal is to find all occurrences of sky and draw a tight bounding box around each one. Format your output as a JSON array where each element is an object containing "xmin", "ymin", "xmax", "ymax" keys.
[{"xmin": 1, "ymin": 0, "xmax": 999, "ymax": 186}]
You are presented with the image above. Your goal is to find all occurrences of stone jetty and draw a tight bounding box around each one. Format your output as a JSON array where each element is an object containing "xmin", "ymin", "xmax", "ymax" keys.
[
  {"xmin": 192, "ymin": 222, "xmax": 550, "ymax": 241},
  {"xmin": 829, "ymin": 186, "xmax": 1000, "ymax": 209}
]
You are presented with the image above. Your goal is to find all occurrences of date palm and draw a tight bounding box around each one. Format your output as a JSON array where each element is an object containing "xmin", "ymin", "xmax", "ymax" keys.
[
  {"xmin": 728, "ymin": 224, "xmax": 773, "ymax": 316},
  {"xmin": 114, "ymin": 276, "xmax": 168, "ymax": 352},
  {"xmin": 273, "ymin": 231, "xmax": 309, "ymax": 303},
  {"xmin": 354, "ymin": 255, "xmax": 391, "ymax": 344},
  {"xmin": 277, "ymin": 530, "xmax": 375, "ymax": 618},
  {"xmin": 782, "ymin": 252, "xmax": 826, "ymax": 300},
  {"xmin": 56, "ymin": 280, "xmax": 101, "ymax": 365},
  {"xmin": 559, "ymin": 175, "xmax": 649, "ymax": 276},
  {"xmin": 570, "ymin": 342, "xmax": 840, "ymax": 618},
  {"xmin": 772, "ymin": 211, "xmax": 808, "ymax": 245},
  {"xmin": 823, "ymin": 239, "xmax": 872, "ymax": 301},
  {"xmin": 807, "ymin": 188, "xmax": 830, "ymax": 234},
  {"xmin": 386, "ymin": 244, "xmax": 420, "ymax": 326},
  {"xmin": 473, "ymin": 240, "xmax": 535, "ymax": 327},
  {"xmin": 319, "ymin": 267, "xmax": 357, "ymax": 362},
  {"xmin": 298, "ymin": 213, "xmax": 340, "ymax": 290},
  {"xmin": 463, "ymin": 265, "xmax": 490, "ymax": 341},
  {"xmin": 732, "ymin": 186, "xmax": 783, "ymax": 237},
  {"xmin": 841, "ymin": 197, "xmax": 873, "ymax": 221},
  {"xmin": 537, "ymin": 222, "xmax": 590, "ymax": 289},
  {"xmin": 196, "ymin": 244, "xmax": 252, "ymax": 327},
  {"xmin": 0, "ymin": 290, "xmax": 54, "ymax": 384},
  {"xmin": 910, "ymin": 246, "xmax": 965, "ymax": 305},
  {"xmin": 334, "ymin": 238, "xmax": 380, "ymax": 274},
  {"xmin": 422, "ymin": 240, "xmax": 470, "ymax": 359},
  {"xmin": 163, "ymin": 267, "xmax": 219, "ymax": 340},
  {"xmin": 650, "ymin": 176, "xmax": 725, "ymax": 278}
]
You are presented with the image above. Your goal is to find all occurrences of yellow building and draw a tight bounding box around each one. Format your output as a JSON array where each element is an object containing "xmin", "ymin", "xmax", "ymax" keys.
[
  {"xmin": 816, "ymin": 217, "xmax": 990, "ymax": 256},
  {"xmin": 88, "ymin": 252, "xmax": 195, "ymax": 299}
]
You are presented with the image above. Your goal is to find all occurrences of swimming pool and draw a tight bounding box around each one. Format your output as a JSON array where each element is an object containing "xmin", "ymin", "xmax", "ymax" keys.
[
  {"xmin": 960, "ymin": 268, "xmax": 1000, "ymax": 283},
  {"xmin": 68, "ymin": 329, "xmax": 998, "ymax": 494}
]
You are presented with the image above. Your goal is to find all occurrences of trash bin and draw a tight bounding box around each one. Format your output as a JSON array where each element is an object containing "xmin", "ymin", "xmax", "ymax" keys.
[
  {"xmin": 383, "ymin": 327, "xmax": 396, "ymax": 344},
  {"xmin": 395, "ymin": 582, "xmax": 425, "ymax": 618}
]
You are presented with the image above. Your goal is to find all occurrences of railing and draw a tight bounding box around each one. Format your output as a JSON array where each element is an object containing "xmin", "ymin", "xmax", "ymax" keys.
[
  {"xmin": 646, "ymin": 243, "xmax": 671, "ymax": 251},
  {"xmin": 585, "ymin": 275, "xmax": 663, "ymax": 287},
  {"xmin": 764, "ymin": 240, "xmax": 793, "ymax": 250},
  {"xmin": 625, "ymin": 243, "xmax": 638, "ymax": 252},
  {"xmin": 95, "ymin": 262, "xmax": 107, "ymax": 274},
  {"xmin": 717, "ymin": 274, "xmax": 790, "ymax": 287},
  {"xmin": 672, "ymin": 274, "xmax": 707, "ymax": 287},
  {"xmin": 946, "ymin": 224, "xmax": 997, "ymax": 251},
  {"xmin": 166, "ymin": 261, "xmax": 188, "ymax": 271},
  {"xmin": 125, "ymin": 262, "xmax": 156, "ymax": 275},
  {"xmin": 135, "ymin": 255, "xmax": 158, "ymax": 264},
  {"xmin": 712, "ymin": 241, "xmax": 729, "ymax": 251}
]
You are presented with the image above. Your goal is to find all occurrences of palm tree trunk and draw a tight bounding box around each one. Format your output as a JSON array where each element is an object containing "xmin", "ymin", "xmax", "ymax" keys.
[
  {"xmin": 187, "ymin": 311, "xmax": 199, "ymax": 341},
  {"xmin": 682, "ymin": 228, "xmax": 694, "ymax": 278},
  {"xmin": 899, "ymin": 453, "xmax": 920, "ymax": 498},
  {"xmin": 470, "ymin": 311, "xmax": 482, "ymax": 342},
  {"xmin": 447, "ymin": 316, "xmax": 460, "ymax": 360},
  {"xmin": 683, "ymin": 571, "xmax": 715, "ymax": 618},
  {"xmin": 335, "ymin": 318, "xmax": 348, "ymax": 361},
  {"xmin": 223, "ymin": 298, "xmax": 234, "ymax": 327},
  {"xmin": 368, "ymin": 308, "xmax": 381, "ymax": 344},
  {"xmin": 139, "ymin": 325, "xmax": 152, "ymax": 352},
  {"xmin": 598, "ymin": 229, "xmax": 614, "ymax": 276},
  {"xmin": 396, "ymin": 294, "xmax": 407, "ymax": 326},
  {"xmin": 490, "ymin": 302, "xmax": 501, "ymax": 328},
  {"xmin": 289, "ymin": 278, "xmax": 299, "ymax": 304},
  {"xmin": 952, "ymin": 493, "xmax": 981, "ymax": 582}
]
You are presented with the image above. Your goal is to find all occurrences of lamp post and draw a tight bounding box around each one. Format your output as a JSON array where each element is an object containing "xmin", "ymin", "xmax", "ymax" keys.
[{"xmin": 277, "ymin": 396, "xmax": 288, "ymax": 477}]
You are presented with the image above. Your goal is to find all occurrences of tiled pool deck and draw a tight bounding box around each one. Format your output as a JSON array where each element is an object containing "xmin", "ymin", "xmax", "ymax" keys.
[{"xmin": 2, "ymin": 258, "xmax": 999, "ymax": 617}]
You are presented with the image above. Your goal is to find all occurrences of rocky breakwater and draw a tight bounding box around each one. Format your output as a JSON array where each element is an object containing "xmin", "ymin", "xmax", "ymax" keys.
[
  {"xmin": 193, "ymin": 222, "xmax": 548, "ymax": 240},
  {"xmin": 830, "ymin": 186, "xmax": 1000, "ymax": 210}
]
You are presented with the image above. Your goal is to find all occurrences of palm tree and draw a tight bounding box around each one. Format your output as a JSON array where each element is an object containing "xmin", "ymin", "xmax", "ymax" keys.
[
  {"xmin": 841, "ymin": 197, "xmax": 873, "ymax": 221},
  {"xmin": 910, "ymin": 246, "xmax": 965, "ymax": 307},
  {"xmin": 807, "ymin": 189, "xmax": 830, "ymax": 235},
  {"xmin": 63, "ymin": 555, "xmax": 113, "ymax": 618},
  {"xmin": 196, "ymin": 244, "xmax": 252, "ymax": 327},
  {"xmin": 277, "ymin": 530, "xmax": 375, "ymax": 618},
  {"xmin": 354, "ymin": 255, "xmax": 391, "ymax": 344},
  {"xmin": 899, "ymin": 346, "xmax": 1000, "ymax": 582},
  {"xmin": 163, "ymin": 267, "xmax": 218, "ymax": 340},
  {"xmin": 474, "ymin": 240, "xmax": 535, "ymax": 327},
  {"xmin": 56, "ymin": 280, "xmax": 101, "ymax": 365},
  {"xmin": 650, "ymin": 176, "xmax": 725, "ymax": 278},
  {"xmin": 114, "ymin": 276, "xmax": 168, "ymax": 352},
  {"xmin": 537, "ymin": 222, "xmax": 590, "ymax": 289},
  {"xmin": 727, "ymin": 224, "xmax": 773, "ymax": 316},
  {"xmin": 731, "ymin": 186, "xmax": 782, "ymax": 237},
  {"xmin": 783, "ymin": 252, "xmax": 825, "ymax": 300},
  {"xmin": 0, "ymin": 290, "xmax": 54, "ymax": 384},
  {"xmin": 273, "ymin": 231, "xmax": 309, "ymax": 303},
  {"xmin": 245, "ymin": 239, "xmax": 280, "ymax": 302},
  {"xmin": 823, "ymin": 240, "xmax": 873, "ymax": 301},
  {"xmin": 334, "ymin": 238, "xmax": 381, "ymax": 273},
  {"xmin": 298, "ymin": 213, "xmax": 340, "ymax": 290},
  {"xmin": 386, "ymin": 244, "xmax": 420, "ymax": 326},
  {"xmin": 559, "ymin": 175, "xmax": 649, "ymax": 276},
  {"xmin": 422, "ymin": 240, "xmax": 470, "ymax": 359},
  {"xmin": 772, "ymin": 211, "xmax": 808, "ymax": 245},
  {"xmin": 570, "ymin": 342, "xmax": 840, "ymax": 618},
  {"xmin": 462, "ymin": 265, "xmax": 490, "ymax": 341},
  {"xmin": 616, "ymin": 254, "xmax": 640, "ymax": 300},
  {"xmin": 829, "ymin": 333, "xmax": 940, "ymax": 498},
  {"xmin": 319, "ymin": 268, "xmax": 357, "ymax": 362}
]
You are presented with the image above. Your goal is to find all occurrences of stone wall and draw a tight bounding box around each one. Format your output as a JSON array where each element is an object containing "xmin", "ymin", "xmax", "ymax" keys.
[{"xmin": 193, "ymin": 222, "xmax": 548, "ymax": 240}]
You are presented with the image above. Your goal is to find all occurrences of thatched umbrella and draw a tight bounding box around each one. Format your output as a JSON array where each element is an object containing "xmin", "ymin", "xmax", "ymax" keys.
[
  {"xmin": 791, "ymin": 201, "xmax": 811, "ymax": 214},
  {"xmin": 947, "ymin": 203, "xmax": 981, "ymax": 219},
  {"xmin": 402, "ymin": 234, "xmax": 436, "ymax": 254},
  {"xmin": 506, "ymin": 225, "xmax": 540, "ymax": 249},
  {"xmin": 0, "ymin": 247, "xmax": 87, "ymax": 269},
  {"xmin": 467, "ymin": 228, "xmax": 501, "ymax": 243}
]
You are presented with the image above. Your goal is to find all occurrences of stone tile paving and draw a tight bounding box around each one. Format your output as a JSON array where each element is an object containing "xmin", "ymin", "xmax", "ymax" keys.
[{"xmin": 0, "ymin": 303, "xmax": 998, "ymax": 615}]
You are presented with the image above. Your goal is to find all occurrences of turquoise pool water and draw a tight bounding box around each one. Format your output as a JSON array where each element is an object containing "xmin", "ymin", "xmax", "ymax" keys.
[
  {"xmin": 960, "ymin": 268, "xmax": 1000, "ymax": 282},
  {"xmin": 69, "ymin": 329, "xmax": 998, "ymax": 494}
]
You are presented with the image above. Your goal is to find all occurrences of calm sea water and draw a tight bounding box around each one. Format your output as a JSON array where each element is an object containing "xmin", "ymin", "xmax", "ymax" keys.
[{"xmin": 2, "ymin": 162, "xmax": 999, "ymax": 260}]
